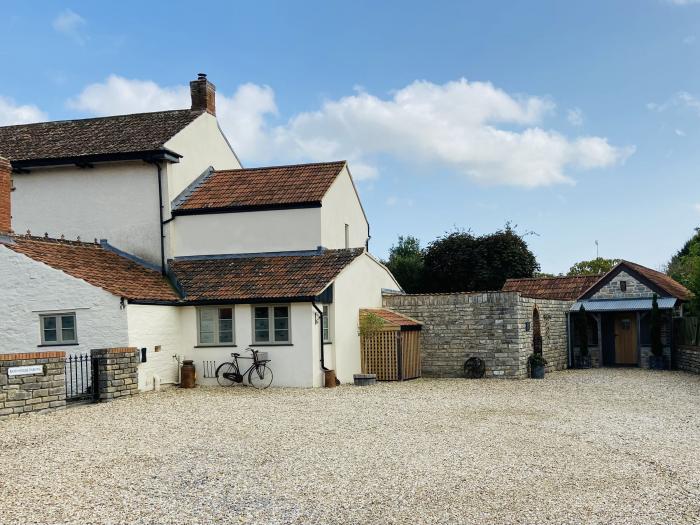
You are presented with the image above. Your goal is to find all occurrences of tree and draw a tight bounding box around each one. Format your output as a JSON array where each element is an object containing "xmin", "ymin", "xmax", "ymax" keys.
[
  {"xmin": 650, "ymin": 294, "xmax": 663, "ymax": 358},
  {"xmin": 384, "ymin": 236, "xmax": 425, "ymax": 293},
  {"xmin": 422, "ymin": 226, "xmax": 539, "ymax": 292},
  {"xmin": 665, "ymin": 228, "xmax": 700, "ymax": 314},
  {"xmin": 567, "ymin": 258, "xmax": 620, "ymax": 276}
]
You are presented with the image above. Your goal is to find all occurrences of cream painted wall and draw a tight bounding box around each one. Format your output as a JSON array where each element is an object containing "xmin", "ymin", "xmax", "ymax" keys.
[
  {"xmin": 127, "ymin": 304, "xmax": 183, "ymax": 391},
  {"xmin": 0, "ymin": 246, "xmax": 129, "ymax": 354},
  {"xmin": 11, "ymin": 162, "xmax": 162, "ymax": 265},
  {"xmin": 164, "ymin": 113, "xmax": 241, "ymax": 203},
  {"xmin": 179, "ymin": 302, "xmax": 318, "ymax": 387},
  {"xmin": 329, "ymin": 253, "xmax": 402, "ymax": 383},
  {"xmin": 170, "ymin": 207, "xmax": 323, "ymax": 257},
  {"xmin": 320, "ymin": 166, "xmax": 369, "ymax": 249}
]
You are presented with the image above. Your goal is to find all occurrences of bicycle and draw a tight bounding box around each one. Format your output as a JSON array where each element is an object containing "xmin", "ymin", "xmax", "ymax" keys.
[{"xmin": 215, "ymin": 348, "xmax": 273, "ymax": 389}]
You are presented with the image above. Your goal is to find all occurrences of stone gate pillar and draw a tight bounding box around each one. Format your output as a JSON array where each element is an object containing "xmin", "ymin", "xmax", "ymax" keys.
[{"xmin": 92, "ymin": 347, "xmax": 139, "ymax": 401}]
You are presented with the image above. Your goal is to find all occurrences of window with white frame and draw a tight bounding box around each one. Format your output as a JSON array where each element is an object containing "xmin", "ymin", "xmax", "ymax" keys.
[
  {"xmin": 40, "ymin": 313, "xmax": 77, "ymax": 345},
  {"xmin": 322, "ymin": 305, "xmax": 331, "ymax": 342},
  {"xmin": 197, "ymin": 307, "xmax": 235, "ymax": 346},
  {"xmin": 253, "ymin": 305, "xmax": 290, "ymax": 344}
]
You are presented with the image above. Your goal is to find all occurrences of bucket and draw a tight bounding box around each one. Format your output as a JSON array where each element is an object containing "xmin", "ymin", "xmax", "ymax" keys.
[{"xmin": 181, "ymin": 360, "xmax": 196, "ymax": 388}]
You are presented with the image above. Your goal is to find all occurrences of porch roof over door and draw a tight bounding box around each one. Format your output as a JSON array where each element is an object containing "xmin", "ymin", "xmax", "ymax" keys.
[{"xmin": 570, "ymin": 297, "xmax": 677, "ymax": 312}]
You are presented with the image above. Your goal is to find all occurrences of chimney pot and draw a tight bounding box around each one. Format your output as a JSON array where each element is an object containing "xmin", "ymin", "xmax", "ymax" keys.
[
  {"xmin": 190, "ymin": 73, "xmax": 216, "ymax": 115},
  {"xmin": 0, "ymin": 156, "xmax": 12, "ymax": 234}
]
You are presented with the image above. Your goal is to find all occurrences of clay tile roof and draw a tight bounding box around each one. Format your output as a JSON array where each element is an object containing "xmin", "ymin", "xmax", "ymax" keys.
[
  {"xmin": 173, "ymin": 161, "xmax": 346, "ymax": 213},
  {"xmin": 619, "ymin": 261, "xmax": 692, "ymax": 300},
  {"xmin": 502, "ymin": 275, "xmax": 601, "ymax": 301},
  {"xmin": 2, "ymin": 236, "xmax": 179, "ymax": 302},
  {"xmin": 360, "ymin": 308, "xmax": 422, "ymax": 328},
  {"xmin": 170, "ymin": 248, "xmax": 364, "ymax": 302},
  {"xmin": 0, "ymin": 109, "xmax": 202, "ymax": 163}
]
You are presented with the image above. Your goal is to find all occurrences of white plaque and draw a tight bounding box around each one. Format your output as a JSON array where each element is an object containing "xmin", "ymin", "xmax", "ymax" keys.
[{"xmin": 7, "ymin": 365, "xmax": 44, "ymax": 377}]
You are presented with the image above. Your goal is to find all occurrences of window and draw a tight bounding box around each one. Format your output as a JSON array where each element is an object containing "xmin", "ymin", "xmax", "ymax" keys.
[
  {"xmin": 344, "ymin": 224, "xmax": 350, "ymax": 249},
  {"xmin": 322, "ymin": 305, "xmax": 331, "ymax": 342},
  {"xmin": 40, "ymin": 313, "xmax": 77, "ymax": 345},
  {"xmin": 573, "ymin": 314, "xmax": 599, "ymax": 346},
  {"xmin": 620, "ymin": 280, "xmax": 627, "ymax": 292},
  {"xmin": 197, "ymin": 307, "xmax": 235, "ymax": 346},
  {"xmin": 253, "ymin": 305, "xmax": 291, "ymax": 344}
]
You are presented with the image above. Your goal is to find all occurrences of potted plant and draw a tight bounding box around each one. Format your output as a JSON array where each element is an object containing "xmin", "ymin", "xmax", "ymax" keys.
[
  {"xmin": 575, "ymin": 305, "xmax": 592, "ymax": 368},
  {"xmin": 528, "ymin": 353, "xmax": 547, "ymax": 379},
  {"xmin": 649, "ymin": 294, "xmax": 665, "ymax": 370}
]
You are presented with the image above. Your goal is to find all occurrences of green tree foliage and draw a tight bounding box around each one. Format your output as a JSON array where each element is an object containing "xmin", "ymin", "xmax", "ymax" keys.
[
  {"xmin": 650, "ymin": 294, "xmax": 663, "ymax": 357},
  {"xmin": 567, "ymin": 258, "xmax": 620, "ymax": 276},
  {"xmin": 384, "ymin": 236, "xmax": 425, "ymax": 293},
  {"xmin": 422, "ymin": 226, "xmax": 539, "ymax": 292},
  {"xmin": 576, "ymin": 305, "xmax": 589, "ymax": 357},
  {"xmin": 665, "ymin": 228, "xmax": 700, "ymax": 314}
]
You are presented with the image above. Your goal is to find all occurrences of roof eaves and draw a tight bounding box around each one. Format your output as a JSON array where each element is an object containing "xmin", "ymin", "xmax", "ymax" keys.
[{"xmin": 11, "ymin": 148, "xmax": 182, "ymax": 171}]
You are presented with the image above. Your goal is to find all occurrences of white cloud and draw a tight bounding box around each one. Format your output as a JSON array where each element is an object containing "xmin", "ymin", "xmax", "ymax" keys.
[
  {"xmin": 66, "ymin": 76, "xmax": 633, "ymax": 187},
  {"xmin": 648, "ymin": 91, "xmax": 700, "ymax": 116},
  {"xmin": 386, "ymin": 196, "xmax": 414, "ymax": 207},
  {"xmin": 567, "ymin": 108, "xmax": 584, "ymax": 126},
  {"xmin": 675, "ymin": 128, "xmax": 686, "ymax": 136},
  {"xmin": 0, "ymin": 96, "xmax": 47, "ymax": 125},
  {"xmin": 52, "ymin": 9, "xmax": 87, "ymax": 44}
]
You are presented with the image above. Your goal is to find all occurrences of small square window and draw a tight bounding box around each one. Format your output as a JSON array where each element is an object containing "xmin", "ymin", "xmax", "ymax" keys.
[
  {"xmin": 197, "ymin": 306, "xmax": 236, "ymax": 346},
  {"xmin": 620, "ymin": 281, "xmax": 627, "ymax": 292},
  {"xmin": 40, "ymin": 313, "xmax": 77, "ymax": 345},
  {"xmin": 252, "ymin": 305, "xmax": 291, "ymax": 344}
]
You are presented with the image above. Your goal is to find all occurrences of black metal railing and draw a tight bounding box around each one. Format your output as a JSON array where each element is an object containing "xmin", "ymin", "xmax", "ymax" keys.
[{"xmin": 64, "ymin": 354, "xmax": 99, "ymax": 403}]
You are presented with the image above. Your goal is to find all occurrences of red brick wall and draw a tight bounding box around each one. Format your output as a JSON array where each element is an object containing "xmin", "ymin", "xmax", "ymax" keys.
[{"xmin": 0, "ymin": 156, "xmax": 11, "ymax": 234}]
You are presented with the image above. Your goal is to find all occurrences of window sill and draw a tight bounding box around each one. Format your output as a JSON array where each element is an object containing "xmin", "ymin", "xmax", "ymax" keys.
[
  {"xmin": 38, "ymin": 343, "xmax": 79, "ymax": 347},
  {"xmin": 194, "ymin": 345, "xmax": 237, "ymax": 348},
  {"xmin": 250, "ymin": 343, "xmax": 294, "ymax": 347}
]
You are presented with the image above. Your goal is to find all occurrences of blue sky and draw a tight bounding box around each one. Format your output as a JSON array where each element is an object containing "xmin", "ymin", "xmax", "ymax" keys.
[{"xmin": 1, "ymin": 1, "xmax": 700, "ymax": 274}]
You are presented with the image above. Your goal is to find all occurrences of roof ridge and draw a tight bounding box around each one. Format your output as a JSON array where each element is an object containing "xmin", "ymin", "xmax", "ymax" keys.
[
  {"xmin": 10, "ymin": 233, "xmax": 101, "ymax": 247},
  {"xmin": 506, "ymin": 274, "xmax": 600, "ymax": 282},
  {"xmin": 213, "ymin": 160, "xmax": 346, "ymax": 173},
  {"xmin": 0, "ymin": 109, "xmax": 202, "ymax": 129}
]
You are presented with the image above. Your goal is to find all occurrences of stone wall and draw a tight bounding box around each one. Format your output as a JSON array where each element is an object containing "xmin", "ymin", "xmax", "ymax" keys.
[
  {"xmin": 383, "ymin": 292, "xmax": 571, "ymax": 378},
  {"xmin": 590, "ymin": 270, "xmax": 654, "ymax": 299},
  {"xmin": 0, "ymin": 351, "xmax": 66, "ymax": 421},
  {"xmin": 677, "ymin": 345, "xmax": 700, "ymax": 374},
  {"xmin": 93, "ymin": 347, "xmax": 140, "ymax": 400}
]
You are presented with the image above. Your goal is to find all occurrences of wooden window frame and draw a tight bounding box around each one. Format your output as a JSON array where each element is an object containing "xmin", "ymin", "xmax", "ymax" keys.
[
  {"xmin": 251, "ymin": 304, "xmax": 292, "ymax": 345},
  {"xmin": 196, "ymin": 306, "xmax": 236, "ymax": 347}
]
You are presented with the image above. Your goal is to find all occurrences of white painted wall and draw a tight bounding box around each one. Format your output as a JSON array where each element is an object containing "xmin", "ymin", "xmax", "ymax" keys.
[
  {"xmin": 179, "ymin": 303, "xmax": 318, "ymax": 387},
  {"xmin": 320, "ymin": 166, "xmax": 369, "ymax": 249},
  {"xmin": 11, "ymin": 162, "xmax": 162, "ymax": 265},
  {"xmin": 170, "ymin": 207, "xmax": 323, "ymax": 257},
  {"xmin": 0, "ymin": 245, "xmax": 129, "ymax": 354},
  {"xmin": 329, "ymin": 253, "xmax": 402, "ymax": 383},
  {"xmin": 164, "ymin": 112, "xmax": 241, "ymax": 203},
  {"xmin": 126, "ymin": 304, "xmax": 183, "ymax": 391}
]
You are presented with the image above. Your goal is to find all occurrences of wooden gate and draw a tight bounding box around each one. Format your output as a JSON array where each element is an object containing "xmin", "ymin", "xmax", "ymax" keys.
[{"xmin": 360, "ymin": 309, "xmax": 422, "ymax": 381}]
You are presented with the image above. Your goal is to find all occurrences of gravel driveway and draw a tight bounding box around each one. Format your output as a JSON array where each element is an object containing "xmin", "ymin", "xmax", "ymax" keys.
[{"xmin": 1, "ymin": 369, "xmax": 699, "ymax": 525}]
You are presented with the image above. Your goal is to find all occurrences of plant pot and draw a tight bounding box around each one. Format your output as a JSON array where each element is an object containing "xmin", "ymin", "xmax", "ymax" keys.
[
  {"xmin": 531, "ymin": 365, "xmax": 545, "ymax": 379},
  {"xmin": 648, "ymin": 355, "xmax": 665, "ymax": 370},
  {"xmin": 575, "ymin": 355, "xmax": 592, "ymax": 369}
]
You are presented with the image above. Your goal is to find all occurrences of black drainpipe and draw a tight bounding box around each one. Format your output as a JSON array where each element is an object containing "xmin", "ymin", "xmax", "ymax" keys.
[
  {"xmin": 312, "ymin": 301, "xmax": 328, "ymax": 370},
  {"xmin": 150, "ymin": 161, "xmax": 166, "ymax": 275}
]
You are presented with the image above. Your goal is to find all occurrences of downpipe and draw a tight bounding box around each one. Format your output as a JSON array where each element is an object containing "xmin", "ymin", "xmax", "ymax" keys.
[{"xmin": 312, "ymin": 301, "xmax": 328, "ymax": 371}]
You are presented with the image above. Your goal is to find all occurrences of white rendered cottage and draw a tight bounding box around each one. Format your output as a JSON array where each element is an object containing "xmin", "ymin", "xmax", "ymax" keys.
[{"xmin": 0, "ymin": 75, "xmax": 401, "ymax": 388}]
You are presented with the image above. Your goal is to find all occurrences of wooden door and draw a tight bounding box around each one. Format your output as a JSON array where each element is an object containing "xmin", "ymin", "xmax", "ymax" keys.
[{"xmin": 614, "ymin": 313, "xmax": 638, "ymax": 365}]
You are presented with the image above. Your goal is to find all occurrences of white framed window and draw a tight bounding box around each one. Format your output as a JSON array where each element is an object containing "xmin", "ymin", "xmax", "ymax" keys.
[
  {"xmin": 197, "ymin": 306, "xmax": 235, "ymax": 346},
  {"xmin": 253, "ymin": 305, "xmax": 291, "ymax": 344},
  {"xmin": 40, "ymin": 313, "xmax": 77, "ymax": 345},
  {"xmin": 322, "ymin": 305, "xmax": 331, "ymax": 343}
]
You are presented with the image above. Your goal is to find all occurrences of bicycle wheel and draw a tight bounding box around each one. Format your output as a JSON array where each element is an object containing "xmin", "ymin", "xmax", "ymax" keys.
[
  {"xmin": 248, "ymin": 364, "xmax": 273, "ymax": 389},
  {"xmin": 216, "ymin": 362, "xmax": 237, "ymax": 387}
]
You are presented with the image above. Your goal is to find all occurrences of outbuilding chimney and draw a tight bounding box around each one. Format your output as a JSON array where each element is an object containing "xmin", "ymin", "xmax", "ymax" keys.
[
  {"xmin": 190, "ymin": 73, "xmax": 216, "ymax": 115},
  {"xmin": 0, "ymin": 156, "xmax": 11, "ymax": 234}
]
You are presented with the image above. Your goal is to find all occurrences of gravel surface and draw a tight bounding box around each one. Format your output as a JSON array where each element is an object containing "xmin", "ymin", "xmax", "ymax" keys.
[{"xmin": 1, "ymin": 369, "xmax": 699, "ymax": 525}]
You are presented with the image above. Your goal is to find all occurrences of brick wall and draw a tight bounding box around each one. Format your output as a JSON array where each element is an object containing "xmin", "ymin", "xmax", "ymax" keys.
[
  {"xmin": 383, "ymin": 292, "xmax": 571, "ymax": 378},
  {"xmin": 92, "ymin": 347, "xmax": 139, "ymax": 400},
  {"xmin": 677, "ymin": 345, "xmax": 700, "ymax": 374},
  {"xmin": 0, "ymin": 351, "xmax": 66, "ymax": 421},
  {"xmin": 0, "ymin": 156, "xmax": 11, "ymax": 234}
]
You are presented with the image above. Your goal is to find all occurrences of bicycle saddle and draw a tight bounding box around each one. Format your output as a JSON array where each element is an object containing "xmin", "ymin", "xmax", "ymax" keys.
[{"xmin": 231, "ymin": 352, "xmax": 240, "ymax": 357}]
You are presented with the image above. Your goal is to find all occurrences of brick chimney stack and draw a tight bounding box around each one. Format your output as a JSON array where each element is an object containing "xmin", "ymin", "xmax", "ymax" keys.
[
  {"xmin": 190, "ymin": 73, "xmax": 216, "ymax": 115},
  {"xmin": 0, "ymin": 156, "xmax": 12, "ymax": 234}
]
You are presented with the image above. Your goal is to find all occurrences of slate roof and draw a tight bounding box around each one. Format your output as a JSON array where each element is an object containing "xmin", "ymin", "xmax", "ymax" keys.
[
  {"xmin": 502, "ymin": 275, "xmax": 601, "ymax": 301},
  {"xmin": 170, "ymin": 248, "xmax": 364, "ymax": 302},
  {"xmin": 1, "ymin": 235, "xmax": 179, "ymax": 302},
  {"xmin": 360, "ymin": 308, "xmax": 422, "ymax": 328},
  {"xmin": 173, "ymin": 161, "xmax": 347, "ymax": 213},
  {"xmin": 0, "ymin": 109, "xmax": 203, "ymax": 164}
]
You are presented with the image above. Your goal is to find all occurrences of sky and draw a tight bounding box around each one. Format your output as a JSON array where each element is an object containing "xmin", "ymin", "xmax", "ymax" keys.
[{"xmin": 1, "ymin": 1, "xmax": 700, "ymax": 274}]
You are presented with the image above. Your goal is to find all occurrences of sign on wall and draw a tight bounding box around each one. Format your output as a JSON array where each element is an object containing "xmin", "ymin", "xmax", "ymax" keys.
[{"xmin": 7, "ymin": 365, "xmax": 45, "ymax": 377}]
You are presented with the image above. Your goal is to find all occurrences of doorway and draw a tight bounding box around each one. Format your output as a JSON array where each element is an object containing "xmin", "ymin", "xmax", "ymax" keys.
[{"xmin": 614, "ymin": 313, "xmax": 638, "ymax": 365}]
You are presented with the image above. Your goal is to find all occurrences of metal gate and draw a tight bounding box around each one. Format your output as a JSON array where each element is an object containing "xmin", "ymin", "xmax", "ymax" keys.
[{"xmin": 65, "ymin": 354, "xmax": 99, "ymax": 403}]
